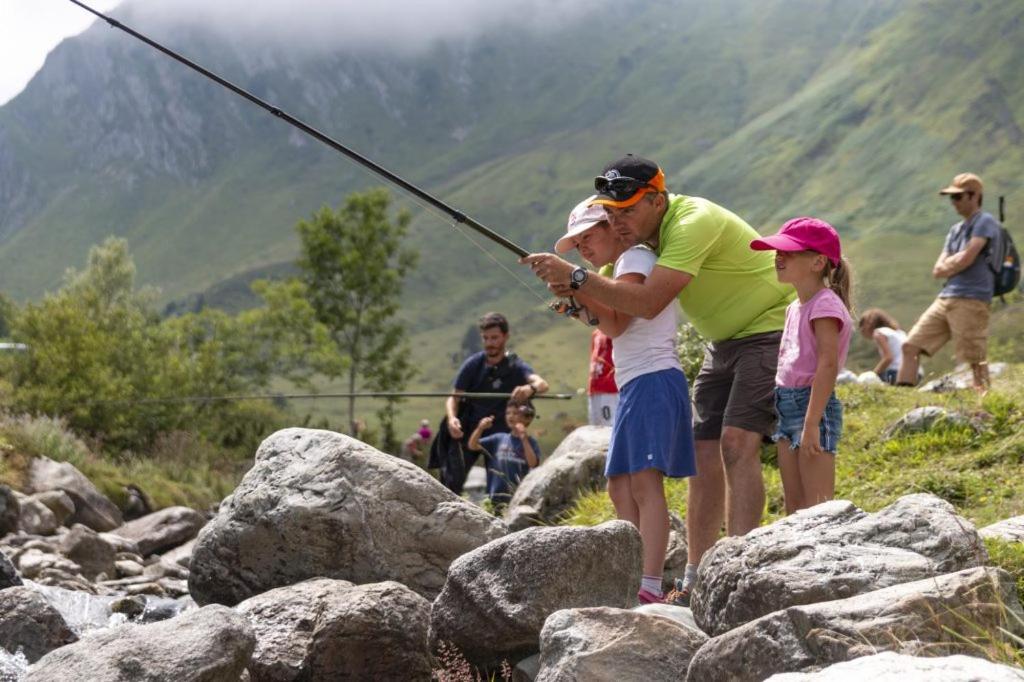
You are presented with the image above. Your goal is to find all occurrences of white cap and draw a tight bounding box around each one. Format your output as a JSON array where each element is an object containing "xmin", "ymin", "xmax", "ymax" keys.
[{"xmin": 554, "ymin": 196, "xmax": 608, "ymax": 254}]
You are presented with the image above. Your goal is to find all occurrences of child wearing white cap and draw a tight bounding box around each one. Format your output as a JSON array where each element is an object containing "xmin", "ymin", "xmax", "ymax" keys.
[{"xmin": 556, "ymin": 197, "xmax": 696, "ymax": 604}]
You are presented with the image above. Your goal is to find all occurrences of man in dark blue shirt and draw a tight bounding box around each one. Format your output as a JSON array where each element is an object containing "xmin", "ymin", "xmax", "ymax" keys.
[
  {"xmin": 442, "ymin": 312, "xmax": 548, "ymax": 493},
  {"xmin": 899, "ymin": 173, "xmax": 1001, "ymax": 392}
]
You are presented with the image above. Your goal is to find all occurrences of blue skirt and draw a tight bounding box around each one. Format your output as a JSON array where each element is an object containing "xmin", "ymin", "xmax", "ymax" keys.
[{"xmin": 606, "ymin": 368, "xmax": 697, "ymax": 478}]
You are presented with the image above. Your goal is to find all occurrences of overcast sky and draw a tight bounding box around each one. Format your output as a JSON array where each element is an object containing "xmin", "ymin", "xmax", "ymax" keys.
[
  {"xmin": 1, "ymin": 0, "xmax": 599, "ymax": 105},
  {"xmin": 1, "ymin": 0, "xmax": 123, "ymax": 105}
]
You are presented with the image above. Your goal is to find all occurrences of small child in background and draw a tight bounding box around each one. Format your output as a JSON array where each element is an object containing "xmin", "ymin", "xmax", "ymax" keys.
[
  {"xmin": 751, "ymin": 217, "xmax": 853, "ymax": 514},
  {"xmin": 857, "ymin": 308, "xmax": 908, "ymax": 385},
  {"xmin": 468, "ymin": 402, "xmax": 541, "ymax": 509}
]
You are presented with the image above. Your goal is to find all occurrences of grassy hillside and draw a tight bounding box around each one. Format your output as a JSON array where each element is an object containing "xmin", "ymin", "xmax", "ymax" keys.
[
  {"xmin": 1, "ymin": 0, "xmax": 1023, "ymax": 440},
  {"xmin": 563, "ymin": 366, "xmax": 1024, "ymax": 532}
]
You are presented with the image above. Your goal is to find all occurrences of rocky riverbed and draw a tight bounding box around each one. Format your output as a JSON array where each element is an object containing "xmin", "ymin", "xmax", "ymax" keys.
[{"xmin": 1, "ymin": 417, "xmax": 1024, "ymax": 680}]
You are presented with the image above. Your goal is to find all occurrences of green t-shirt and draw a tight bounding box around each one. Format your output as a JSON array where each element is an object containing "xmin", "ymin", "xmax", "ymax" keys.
[{"xmin": 655, "ymin": 195, "xmax": 793, "ymax": 341}]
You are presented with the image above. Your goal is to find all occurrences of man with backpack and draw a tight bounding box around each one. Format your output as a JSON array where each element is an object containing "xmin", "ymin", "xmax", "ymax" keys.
[
  {"xmin": 898, "ymin": 173, "xmax": 1015, "ymax": 392},
  {"xmin": 431, "ymin": 312, "xmax": 548, "ymax": 494}
]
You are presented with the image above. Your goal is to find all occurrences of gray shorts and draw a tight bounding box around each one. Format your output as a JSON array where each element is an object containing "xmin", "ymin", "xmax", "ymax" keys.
[{"xmin": 692, "ymin": 331, "xmax": 782, "ymax": 440}]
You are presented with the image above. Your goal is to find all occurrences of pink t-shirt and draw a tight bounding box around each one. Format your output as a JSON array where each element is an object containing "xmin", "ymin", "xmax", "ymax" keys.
[{"xmin": 775, "ymin": 288, "xmax": 852, "ymax": 388}]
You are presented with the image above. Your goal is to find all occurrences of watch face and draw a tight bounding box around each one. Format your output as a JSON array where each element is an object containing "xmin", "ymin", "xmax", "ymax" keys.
[{"xmin": 572, "ymin": 268, "xmax": 587, "ymax": 283}]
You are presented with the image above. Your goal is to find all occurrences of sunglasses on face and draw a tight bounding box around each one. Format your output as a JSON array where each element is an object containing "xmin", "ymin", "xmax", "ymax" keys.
[
  {"xmin": 949, "ymin": 192, "xmax": 973, "ymax": 202},
  {"xmin": 594, "ymin": 175, "xmax": 654, "ymax": 201}
]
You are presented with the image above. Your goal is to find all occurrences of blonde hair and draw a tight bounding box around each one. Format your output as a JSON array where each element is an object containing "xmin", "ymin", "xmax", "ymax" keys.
[{"xmin": 823, "ymin": 256, "xmax": 853, "ymax": 312}]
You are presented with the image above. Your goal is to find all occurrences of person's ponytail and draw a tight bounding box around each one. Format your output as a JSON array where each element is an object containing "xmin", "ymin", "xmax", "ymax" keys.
[{"xmin": 825, "ymin": 256, "xmax": 853, "ymax": 312}]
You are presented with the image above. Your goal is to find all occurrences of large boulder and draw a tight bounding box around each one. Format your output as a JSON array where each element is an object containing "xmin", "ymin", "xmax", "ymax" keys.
[
  {"xmin": 430, "ymin": 520, "xmax": 642, "ymax": 670},
  {"xmin": 237, "ymin": 578, "xmax": 432, "ymax": 681},
  {"xmin": 59, "ymin": 524, "xmax": 117, "ymax": 581},
  {"xmin": 26, "ymin": 457, "xmax": 122, "ymax": 532},
  {"xmin": 767, "ymin": 651, "xmax": 1024, "ymax": 681},
  {"xmin": 687, "ymin": 566, "xmax": 1023, "ymax": 682},
  {"xmin": 504, "ymin": 426, "xmax": 610, "ymax": 531},
  {"xmin": 189, "ymin": 428, "xmax": 506, "ymax": 606},
  {"xmin": 0, "ymin": 586, "xmax": 78, "ymax": 663},
  {"xmin": 692, "ymin": 495, "xmax": 988, "ymax": 636},
  {"xmin": 111, "ymin": 506, "xmax": 207, "ymax": 557},
  {"xmin": 0, "ymin": 485, "xmax": 21, "ymax": 536},
  {"xmin": 537, "ymin": 606, "xmax": 707, "ymax": 681},
  {"xmin": 0, "ymin": 549, "xmax": 21, "ymax": 589},
  {"xmin": 14, "ymin": 492, "xmax": 59, "ymax": 536},
  {"xmin": 25, "ymin": 604, "xmax": 254, "ymax": 682},
  {"xmin": 980, "ymin": 516, "xmax": 1024, "ymax": 543},
  {"xmin": 32, "ymin": 490, "xmax": 76, "ymax": 527}
]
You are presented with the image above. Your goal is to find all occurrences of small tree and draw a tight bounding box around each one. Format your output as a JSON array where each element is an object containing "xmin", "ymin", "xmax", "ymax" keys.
[{"xmin": 295, "ymin": 188, "xmax": 419, "ymax": 446}]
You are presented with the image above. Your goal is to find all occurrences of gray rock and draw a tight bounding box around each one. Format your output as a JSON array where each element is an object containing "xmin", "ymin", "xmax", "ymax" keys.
[
  {"xmin": 538, "ymin": 606, "xmax": 707, "ymax": 682},
  {"xmin": 59, "ymin": 524, "xmax": 117, "ymax": 581},
  {"xmin": 692, "ymin": 495, "xmax": 988, "ymax": 636},
  {"xmin": 31, "ymin": 490, "xmax": 75, "ymax": 527},
  {"xmin": 919, "ymin": 362, "xmax": 1008, "ymax": 393},
  {"xmin": 634, "ymin": 603, "xmax": 702, "ymax": 633},
  {"xmin": 980, "ymin": 516, "xmax": 1024, "ymax": 542},
  {"xmin": 237, "ymin": 578, "xmax": 432, "ymax": 681},
  {"xmin": 687, "ymin": 566, "xmax": 1023, "ymax": 682},
  {"xmin": 0, "ymin": 653, "xmax": 26, "ymax": 682},
  {"xmin": 161, "ymin": 537, "xmax": 196, "ymax": 568},
  {"xmin": 430, "ymin": 520, "xmax": 642, "ymax": 670},
  {"xmin": 0, "ymin": 485, "xmax": 20, "ymax": 536},
  {"xmin": 14, "ymin": 492, "xmax": 59, "ymax": 535},
  {"xmin": 0, "ymin": 586, "xmax": 78, "ymax": 662},
  {"xmin": 189, "ymin": 428, "xmax": 506, "ymax": 606},
  {"xmin": 0, "ymin": 549, "xmax": 21, "ymax": 589},
  {"xmin": 504, "ymin": 426, "xmax": 610, "ymax": 531},
  {"xmin": 14, "ymin": 548, "xmax": 82, "ymax": 581},
  {"xmin": 26, "ymin": 604, "xmax": 254, "ymax": 682},
  {"xmin": 882, "ymin": 406, "xmax": 985, "ymax": 439},
  {"xmin": 112, "ymin": 506, "xmax": 207, "ymax": 557},
  {"xmin": 26, "ymin": 457, "xmax": 123, "ymax": 532},
  {"xmin": 768, "ymin": 651, "xmax": 1024, "ymax": 681}
]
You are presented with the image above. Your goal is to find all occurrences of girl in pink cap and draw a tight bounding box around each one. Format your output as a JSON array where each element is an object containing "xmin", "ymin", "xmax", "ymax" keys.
[{"xmin": 750, "ymin": 217, "xmax": 853, "ymax": 513}]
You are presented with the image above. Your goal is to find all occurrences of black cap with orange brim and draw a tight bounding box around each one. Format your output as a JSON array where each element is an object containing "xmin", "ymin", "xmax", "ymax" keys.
[{"xmin": 591, "ymin": 155, "xmax": 667, "ymax": 209}]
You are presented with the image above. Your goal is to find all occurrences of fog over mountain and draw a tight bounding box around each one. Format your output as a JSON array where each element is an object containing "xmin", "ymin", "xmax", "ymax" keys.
[{"xmin": 121, "ymin": 0, "xmax": 607, "ymax": 54}]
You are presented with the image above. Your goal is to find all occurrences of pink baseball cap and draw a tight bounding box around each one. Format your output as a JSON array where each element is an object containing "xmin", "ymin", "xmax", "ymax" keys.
[
  {"xmin": 750, "ymin": 217, "xmax": 841, "ymax": 266},
  {"xmin": 555, "ymin": 196, "xmax": 609, "ymax": 253}
]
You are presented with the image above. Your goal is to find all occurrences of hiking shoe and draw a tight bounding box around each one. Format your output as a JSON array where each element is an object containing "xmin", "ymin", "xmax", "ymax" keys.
[
  {"xmin": 637, "ymin": 587, "xmax": 664, "ymax": 605},
  {"xmin": 665, "ymin": 578, "xmax": 691, "ymax": 607}
]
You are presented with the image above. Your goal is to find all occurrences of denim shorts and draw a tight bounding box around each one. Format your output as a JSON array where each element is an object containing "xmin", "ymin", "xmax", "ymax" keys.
[{"xmin": 772, "ymin": 386, "xmax": 843, "ymax": 454}]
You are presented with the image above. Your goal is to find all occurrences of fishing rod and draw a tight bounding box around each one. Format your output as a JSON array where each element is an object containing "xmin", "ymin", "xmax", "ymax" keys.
[
  {"xmin": 65, "ymin": 0, "xmax": 529, "ymax": 259},
  {"xmin": 88, "ymin": 390, "xmax": 576, "ymax": 406}
]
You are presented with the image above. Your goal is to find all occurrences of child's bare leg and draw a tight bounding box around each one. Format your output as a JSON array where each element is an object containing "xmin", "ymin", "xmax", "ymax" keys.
[
  {"xmin": 798, "ymin": 450, "xmax": 835, "ymax": 508},
  {"xmin": 629, "ymin": 468, "xmax": 670, "ymax": 577},
  {"xmin": 608, "ymin": 474, "xmax": 639, "ymax": 526},
  {"xmin": 777, "ymin": 439, "xmax": 804, "ymax": 514}
]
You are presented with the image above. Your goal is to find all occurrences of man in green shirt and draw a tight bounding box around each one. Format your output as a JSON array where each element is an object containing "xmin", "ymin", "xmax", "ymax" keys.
[{"xmin": 523, "ymin": 155, "xmax": 793, "ymax": 602}]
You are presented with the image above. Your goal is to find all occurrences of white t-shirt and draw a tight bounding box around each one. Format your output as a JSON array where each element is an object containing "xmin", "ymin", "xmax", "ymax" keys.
[
  {"xmin": 875, "ymin": 326, "xmax": 906, "ymax": 373},
  {"xmin": 611, "ymin": 246, "xmax": 684, "ymax": 388}
]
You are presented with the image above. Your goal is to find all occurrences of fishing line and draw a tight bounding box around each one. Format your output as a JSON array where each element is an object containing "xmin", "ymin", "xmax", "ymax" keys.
[
  {"xmin": 86, "ymin": 391, "xmax": 576, "ymax": 407},
  {"xmin": 447, "ymin": 220, "xmax": 550, "ymax": 305},
  {"xmin": 65, "ymin": 0, "xmax": 531, "ymax": 259}
]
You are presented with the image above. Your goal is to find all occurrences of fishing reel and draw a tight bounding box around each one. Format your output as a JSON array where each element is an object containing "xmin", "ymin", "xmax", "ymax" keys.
[{"xmin": 548, "ymin": 296, "xmax": 599, "ymax": 326}]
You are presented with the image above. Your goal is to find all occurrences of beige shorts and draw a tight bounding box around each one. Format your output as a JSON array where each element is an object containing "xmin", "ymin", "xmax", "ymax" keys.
[{"xmin": 905, "ymin": 297, "xmax": 990, "ymax": 364}]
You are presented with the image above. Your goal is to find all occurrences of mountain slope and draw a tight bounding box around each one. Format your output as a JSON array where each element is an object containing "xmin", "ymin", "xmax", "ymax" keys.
[{"xmin": 1, "ymin": 0, "xmax": 1023, "ymax": 408}]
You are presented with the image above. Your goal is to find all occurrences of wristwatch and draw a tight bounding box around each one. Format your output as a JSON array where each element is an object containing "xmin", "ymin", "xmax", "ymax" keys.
[{"xmin": 570, "ymin": 267, "xmax": 589, "ymax": 290}]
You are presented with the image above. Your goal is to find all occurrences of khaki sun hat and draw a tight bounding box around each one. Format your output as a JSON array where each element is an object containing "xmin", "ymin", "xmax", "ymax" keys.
[{"xmin": 938, "ymin": 172, "xmax": 983, "ymax": 195}]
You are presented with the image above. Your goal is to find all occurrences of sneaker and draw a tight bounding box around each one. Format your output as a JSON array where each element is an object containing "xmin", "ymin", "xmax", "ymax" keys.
[
  {"xmin": 637, "ymin": 587, "xmax": 664, "ymax": 605},
  {"xmin": 665, "ymin": 578, "xmax": 691, "ymax": 607}
]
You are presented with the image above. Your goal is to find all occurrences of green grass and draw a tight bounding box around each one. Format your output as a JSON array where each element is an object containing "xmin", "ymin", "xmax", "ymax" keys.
[
  {"xmin": 561, "ymin": 366, "xmax": 1024, "ymax": 530},
  {"xmin": 0, "ymin": 414, "xmax": 248, "ymax": 510}
]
